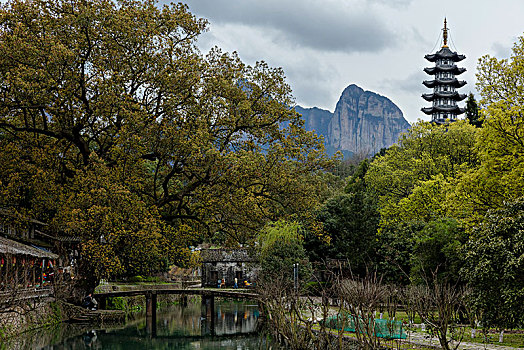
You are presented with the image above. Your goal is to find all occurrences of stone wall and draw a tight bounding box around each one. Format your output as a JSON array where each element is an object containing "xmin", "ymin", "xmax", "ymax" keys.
[{"xmin": 0, "ymin": 297, "xmax": 61, "ymax": 341}]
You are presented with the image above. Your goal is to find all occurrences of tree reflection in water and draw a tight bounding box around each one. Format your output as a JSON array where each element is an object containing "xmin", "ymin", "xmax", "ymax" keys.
[{"xmin": 8, "ymin": 300, "xmax": 275, "ymax": 350}]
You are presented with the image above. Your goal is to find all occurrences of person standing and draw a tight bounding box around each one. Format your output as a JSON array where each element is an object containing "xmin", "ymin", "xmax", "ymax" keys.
[{"xmin": 234, "ymin": 277, "xmax": 238, "ymax": 289}]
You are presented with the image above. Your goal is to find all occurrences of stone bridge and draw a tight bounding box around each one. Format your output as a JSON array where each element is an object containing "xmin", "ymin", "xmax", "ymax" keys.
[{"xmin": 93, "ymin": 288, "xmax": 260, "ymax": 336}]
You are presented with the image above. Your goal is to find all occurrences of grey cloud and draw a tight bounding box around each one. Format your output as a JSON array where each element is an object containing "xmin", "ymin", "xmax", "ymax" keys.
[
  {"xmin": 383, "ymin": 70, "xmax": 426, "ymax": 94},
  {"xmin": 491, "ymin": 41, "xmax": 512, "ymax": 59},
  {"xmin": 284, "ymin": 59, "xmax": 338, "ymax": 109},
  {"xmin": 369, "ymin": 0, "xmax": 413, "ymax": 8},
  {"xmin": 410, "ymin": 27, "xmax": 432, "ymax": 50},
  {"xmin": 180, "ymin": 0, "xmax": 396, "ymax": 53}
]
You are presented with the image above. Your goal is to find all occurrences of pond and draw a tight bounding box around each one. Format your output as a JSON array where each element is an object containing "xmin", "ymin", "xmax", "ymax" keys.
[{"xmin": 5, "ymin": 300, "xmax": 276, "ymax": 350}]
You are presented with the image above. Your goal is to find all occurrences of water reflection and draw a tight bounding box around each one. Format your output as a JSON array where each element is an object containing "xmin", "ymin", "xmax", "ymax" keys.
[{"xmin": 4, "ymin": 300, "xmax": 272, "ymax": 350}]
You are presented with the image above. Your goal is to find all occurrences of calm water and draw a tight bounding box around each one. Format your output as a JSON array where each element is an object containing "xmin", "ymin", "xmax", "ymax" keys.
[{"xmin": 5, "ymin": 300, "xmax": 275, "ymax": 350}]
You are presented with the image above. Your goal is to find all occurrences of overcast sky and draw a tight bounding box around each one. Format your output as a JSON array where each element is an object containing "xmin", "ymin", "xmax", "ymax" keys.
[{"xmin": 173, "ymin": 0, "xmax": 524, "ymax": 124}]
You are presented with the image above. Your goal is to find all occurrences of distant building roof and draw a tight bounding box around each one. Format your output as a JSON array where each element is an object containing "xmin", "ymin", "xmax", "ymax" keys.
[
  {"xmin": 201, "ymin": 249, "xmax": 254, "ymax": 263},
  {"xmin": 0, "ymin": 236, "xmax": 58, "ymax": 259}
]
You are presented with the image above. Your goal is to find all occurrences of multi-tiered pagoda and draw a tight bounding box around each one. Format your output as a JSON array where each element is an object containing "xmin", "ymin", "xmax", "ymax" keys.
[{"xmin": 421, "ymin": 19, "xmax": 466, "ymax": 124}]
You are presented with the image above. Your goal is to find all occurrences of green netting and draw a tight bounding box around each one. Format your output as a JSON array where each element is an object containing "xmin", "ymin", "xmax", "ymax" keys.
[{"xmin": 322, "ymin": 314, "xmax": 407, "ymax": 339}]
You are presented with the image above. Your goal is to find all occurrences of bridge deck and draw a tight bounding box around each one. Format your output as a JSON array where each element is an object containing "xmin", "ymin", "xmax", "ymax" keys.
[{"xmin": 94, "ymin": 288, "xmax": 258, "ymax": 299}]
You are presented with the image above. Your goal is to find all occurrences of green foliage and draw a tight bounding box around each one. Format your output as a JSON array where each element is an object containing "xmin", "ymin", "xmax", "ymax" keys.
[
  {"xmin": 453, "ymin": 38, "xmax": 524, "ymax": 224},
  {"xmin": 462, "ymin": 198, "xmax": 524, "ymax": 330},
  {"xmin": 366, "ymin": 121, "xmax": 478, "ymax": 209},
  {"xmin": 465, "ymin": 93, "xmax": 483, "ymax": 128},
  {"xmin": 257, "ymin": 220, "xmax": 303, "ymax": 254},
  {"xmin": 410, "ymin": 218, "xmax": 466, "ymax": 283},
  {"xmin": 309, "ymin": 193, "xmax": 378, "ymax": 267},
  {"xmin": 257, "ymin": 221, "xmax": 312, "ymax": 289},
  {"xmin": 365, "ymin": 121, "xmax": 478, "ymax": 281},
  {"xmin": 344, "ymin": 158, "xmax": 370, "ymax": 194},
  {"xmin": 47, "ymin": 301, "xmax": 63, "ymax": 325},
  {"xmin": 128, "ymin": 276, "xmax": 144, "ymax": 283},
  {"xmin": 306, "ymin": 160, "xmax": 379, "ymax": 275},
  {"xmin": 107, "ymin": 297, "xmax": 128, "ymax": 311},
  {"xmin": 374, "ymin": 221, "xmax": 418, "ymax": 284}
]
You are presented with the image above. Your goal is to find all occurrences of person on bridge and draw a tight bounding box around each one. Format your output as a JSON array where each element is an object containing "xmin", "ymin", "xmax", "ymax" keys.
[
  {"xmin": 82, "ymin": 293, "xmax": 98, "ymax": 310},
  {"xmin": 234, "ymin": 277, "xmax": 238, "ymax": 289},
  {"xmin": 220, "ymin": 279, "xmax": 226, "ymax": 288}
]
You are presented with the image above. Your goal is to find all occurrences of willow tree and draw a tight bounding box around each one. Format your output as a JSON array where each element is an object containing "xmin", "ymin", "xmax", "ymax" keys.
[{"xmin": 0, "ymin": 0, "xmax": 334, "ymax": 289}]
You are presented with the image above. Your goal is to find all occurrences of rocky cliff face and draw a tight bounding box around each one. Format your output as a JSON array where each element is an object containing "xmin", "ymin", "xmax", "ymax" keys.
[{"xmin": 297, "ymin": 84, "xmax": 410, "ymax": 157}]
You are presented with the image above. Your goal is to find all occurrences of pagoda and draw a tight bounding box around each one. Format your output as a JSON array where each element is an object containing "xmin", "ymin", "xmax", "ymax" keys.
[{"xmin": 421, "ymin": 19, "xmax": 466, "ymax": 124}]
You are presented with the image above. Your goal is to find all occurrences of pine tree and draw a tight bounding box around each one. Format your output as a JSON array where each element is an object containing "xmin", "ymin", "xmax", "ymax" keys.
[{"xmin": 465, "ymin": 93, "xmax": 483, "ymax": 127}]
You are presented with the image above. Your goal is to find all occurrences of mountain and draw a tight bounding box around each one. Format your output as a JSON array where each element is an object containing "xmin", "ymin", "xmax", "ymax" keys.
[{"xmin": 296, "ymin": 84, "xmax": 410, "ymax": 157}]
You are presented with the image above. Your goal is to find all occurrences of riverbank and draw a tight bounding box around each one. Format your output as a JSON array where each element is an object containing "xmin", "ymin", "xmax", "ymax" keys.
[
  {"xmin": 0, "ymin": 297, "xmax": 60, "ymax": 341},
  {"xmin": 2, "ymin": 299, "xmax": 266, "ymax": 349},
  {"xmin": 0, "ymin": 299, "xmax": 126, "ymax": 343}
]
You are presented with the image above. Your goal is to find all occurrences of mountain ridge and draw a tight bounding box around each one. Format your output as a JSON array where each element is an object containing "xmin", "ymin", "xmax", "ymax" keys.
[{"xmin": 296, "ymin": 84, "xmax": 410, "ymax": 157}]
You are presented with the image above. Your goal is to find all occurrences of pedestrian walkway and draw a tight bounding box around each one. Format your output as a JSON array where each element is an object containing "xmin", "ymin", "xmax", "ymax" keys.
[{"xmin": 406, "ymin": 331, "xmax": 523, "ymax": 350}]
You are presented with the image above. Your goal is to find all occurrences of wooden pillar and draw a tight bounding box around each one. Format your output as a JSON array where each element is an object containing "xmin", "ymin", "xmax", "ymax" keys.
[
  {"xmin": 201, "ymin": 294, "xmax": 215, "ymax": 336},
  {"xmin": 145, "ymin": 291, "xmax": 157, "ymax": 337},
  {"xmin": 146, "ymin": 292, "xmax": 153, "ymax": 317},
  {"xmin": 98, "ymin": 297, "xmax": 106, "ymax": 310},
  {"xmin": 146, "ymin": 292, "xmax": 157, "ymax": 318}
]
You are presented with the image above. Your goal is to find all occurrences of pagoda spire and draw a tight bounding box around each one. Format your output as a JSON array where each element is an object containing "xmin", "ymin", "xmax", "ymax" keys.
[{"xmin": 442, "ymin": 18, "xmax": 448, "ymax": 48}]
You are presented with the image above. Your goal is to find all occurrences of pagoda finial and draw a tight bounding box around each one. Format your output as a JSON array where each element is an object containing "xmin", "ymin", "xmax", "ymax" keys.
[{"xmin": 442, "ymin": 18, "xmax": 449, "ymax": 48}]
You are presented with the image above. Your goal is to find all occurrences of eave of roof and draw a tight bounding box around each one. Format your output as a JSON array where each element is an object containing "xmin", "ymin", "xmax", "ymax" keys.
[
  {"xmin": 0, "ymin": 236, "xmax": 59, "ymax": 259},
  {"xmin": 422, "ymin": 92, "xmax": 467, "ymax": 102},
  {"xmin": 421, "ymin": 106, "xmax": 466, "ymax": 115},
  {"xmin": 423, "ymin": 79, "xmax": 467, "ymax": 88}
]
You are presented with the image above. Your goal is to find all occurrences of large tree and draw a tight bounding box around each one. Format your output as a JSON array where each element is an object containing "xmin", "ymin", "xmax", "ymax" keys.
[
  {"xmin": 453, "ymin": 36, "xmax": 524, "ymax": 223},
  {"xmin": 305, "ymin": 160, "xmax": 379, "ymax": 276},
  {"xmin": 365, "ymin": 121, "xmax": 478, "ymax": 280},
  {"xmin": 462, "ymin": 199, "xmax": 524, "ymax": 330},
  {"xmin": 465, "ymin": 93, "xmax": 482, "ymax": 128},
  {"xmin": 0, "ymin": 0, "xmax": 333, "ymax": 288}
]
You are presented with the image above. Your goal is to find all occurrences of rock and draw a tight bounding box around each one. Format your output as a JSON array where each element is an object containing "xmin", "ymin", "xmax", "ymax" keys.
[{"xmin": 297, "ymin": 84, "xmax": 410, "ymax": 157}]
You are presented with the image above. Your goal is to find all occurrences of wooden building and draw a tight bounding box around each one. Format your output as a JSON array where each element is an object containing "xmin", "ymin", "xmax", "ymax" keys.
[{"xmin": 0, "ymin": 236, "xmax": 58, "ymax": 290}]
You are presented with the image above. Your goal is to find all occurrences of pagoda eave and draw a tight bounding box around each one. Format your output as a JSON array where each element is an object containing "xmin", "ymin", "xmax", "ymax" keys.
[
  {"xmin": 421, "ymin": 92, "xmax": 467, "ymax": 101},
  {"xmin": 423, "ymin": 66, "xmax": 466, "ymax": 75},
  {"xmin": 423, "ymin": 79, "xmax": 467, "ymax": 88},
  {"xmin": 421, "ymin": 106, "xmax": 465, "ymax": 115},
  {"xmin": 424, "ymin": 49, "xmax": 466, "ymax": 63}
]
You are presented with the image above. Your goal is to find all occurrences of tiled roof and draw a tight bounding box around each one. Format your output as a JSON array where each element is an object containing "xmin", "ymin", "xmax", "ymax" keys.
[
  {"xmin": 0, "ymin": 236, "xmax": 58, "ymax": 259},
  {"xmin": 201, "ymin": 249, "xmax": 254, "ymax": 263}
]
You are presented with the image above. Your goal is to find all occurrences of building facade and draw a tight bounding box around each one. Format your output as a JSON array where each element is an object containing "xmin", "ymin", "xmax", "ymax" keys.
[{"xmin": 200, "ymin": 249, "xmax": 258, "ymax": 288}]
